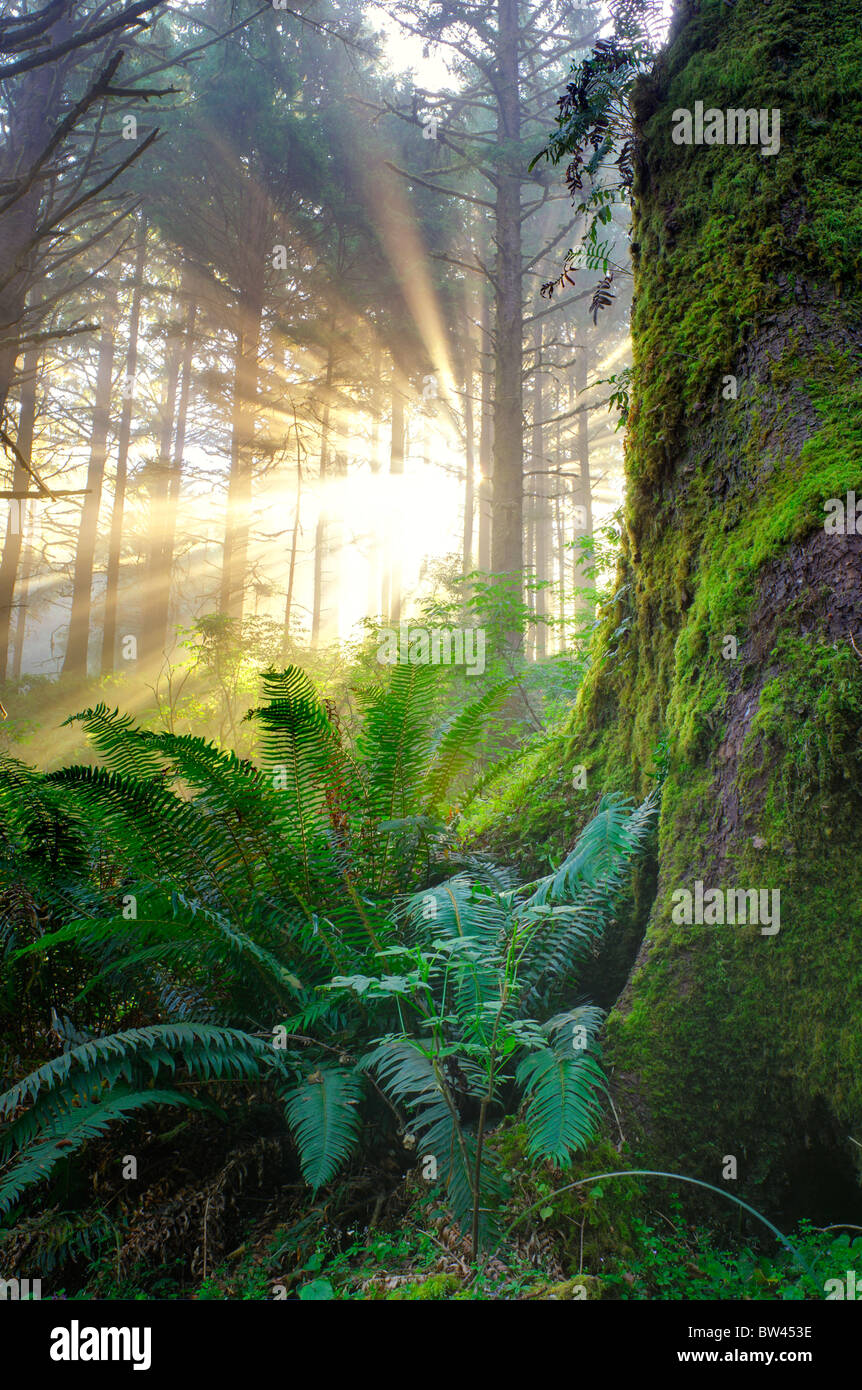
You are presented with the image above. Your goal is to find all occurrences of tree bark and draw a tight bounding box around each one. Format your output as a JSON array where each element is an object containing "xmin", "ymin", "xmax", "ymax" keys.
[
  {"xmin": 477, "ymin": 290, "xmax": 493, "ymax": 572},
  {"xmin": 490, "ymin": 0, "xmax": 524, "ymax": 596},
  {"xmin": 565, "ymin": 0, "xmax": 861, "ymax": 1211},
  {"xmin": 102, "ymin": 219, "xmax": 147, "ymax": 676},
  {"xmin": 0, "ymin": 347, "xmax": 38, "ymax": 682},
  {"xmin": 62, "ymin": 286, "xmax": 118, "ymax": 680}
]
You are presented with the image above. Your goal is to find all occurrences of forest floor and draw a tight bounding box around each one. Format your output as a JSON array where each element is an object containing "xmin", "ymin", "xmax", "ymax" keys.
[{"xmin": 9, "ymin": 1108, "xmax": 852, "ymax": 1302}]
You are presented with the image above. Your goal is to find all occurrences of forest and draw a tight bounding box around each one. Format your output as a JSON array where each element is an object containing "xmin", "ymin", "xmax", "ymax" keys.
[{"xmin": 0, "ymin": 0, "xmax": 860, "ymax": 1331}]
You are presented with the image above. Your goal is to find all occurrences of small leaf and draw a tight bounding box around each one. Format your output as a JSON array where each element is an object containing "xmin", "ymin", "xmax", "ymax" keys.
[{"xmin": 298, "ymin": 1278, "xmax": 334, "ymax": 1300}]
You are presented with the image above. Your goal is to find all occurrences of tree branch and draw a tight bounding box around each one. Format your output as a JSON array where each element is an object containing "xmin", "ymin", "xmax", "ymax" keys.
[{"xmin": 0, "ymin": 0, "xmax": 163, "ymax": 80}]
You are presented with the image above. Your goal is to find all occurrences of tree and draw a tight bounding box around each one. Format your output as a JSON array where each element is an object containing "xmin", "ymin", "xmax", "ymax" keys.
[
  {"xmin": 0, "ymin": 347, "xmax": 38, "ymax": 680},
  {"xmin": 524, "ymin": 0, "xmax": 862, "ymax": 1211},
  {"xmin": 378, "ymin": 0, "xmax": 602, "ymax": 612},
  {"xmin": 0, "ymin": 0, "xmax": 170, "ymax": 429},
  {"xmin": 102, "ymin": 216, "xmax": 147, "ymax": 675},
  {"xmin": 61, "ymin": 281, "xmax": 118, "ymax": 679}
]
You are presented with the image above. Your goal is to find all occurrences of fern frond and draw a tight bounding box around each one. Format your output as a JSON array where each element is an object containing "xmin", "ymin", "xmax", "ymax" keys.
[
  {"xmin": 0, "ymin": 1024, "xmax": 293, "ymax": 1133},
  {"xmin": 357, "ymin": 662, "xmax": 435, "ymax": 826},
  {"xmin": 284, "ymin": 1067, "xmax": 363, "ymax": 1190},
  {"xmin": 400, "ymin": 874, "xmax": 510, "ymax": 948},
  {"xmin": 361, "ymin": 1036, "xmax": 500, "ymax": 1233},
  {"xmin": 62, "ymin": 706, "xmax": 165, "ymax": 780},
  {"xmin": 521, "ymin": 790, "xmax": 659, "ymax": 909},
  {"xmin": 0, "ymin": 1088, "xmax": 213, "ymax": 1217},
  {"xmin": 47, "ymin": 765, "xmax": 241, "ymax": 912},
  {"xmin": 422, "ymin": 681, "xmax": 512, "ymax": 812},
  {"xmin": 244, "ymin": 667, "xmax": 339, "ymax": 894},
  {"xmin": 516, "ymin": 791, "xmax": 659, "ymax": 1009},
  {"xmin": 516, "ymin": 1045, "xmax": 606, "ymax": 1167}
]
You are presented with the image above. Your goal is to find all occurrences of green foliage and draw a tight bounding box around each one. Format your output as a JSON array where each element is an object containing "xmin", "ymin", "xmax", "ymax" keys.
[
  {"xmin": 532, "ymin": 0, "xmax": 663, "ymax": 303},
  {"xmin": 173, "ymin": 1179, "xmax": 852, "ymax": 1302},
  {"xmin": 335, "ymin": 791, "xmax": 659, "ymax": 1246},
  {"xmin": 0, "ymin": 1024, "xmax": 294, "ymax": 1216},
  {"xmin": 599, "ymin": 1207, "xmax": 862, "ymax": 1301},
  {"xmin": 0, "ymin": 662, "xmax": 657, "ymax": 1255},
  {"xmin": 516, "ymin": 1029, "xmax": 606, "ymax": 1166},
  {"xmin": 284, "ymin": 1067, "xmax": 363, "ymax": 1191}
]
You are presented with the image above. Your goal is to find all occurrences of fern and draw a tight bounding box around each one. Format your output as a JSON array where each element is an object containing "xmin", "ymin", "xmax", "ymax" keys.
[
  {"xmin": 422, "ymin": 681, "xmax": 512, "ymax": 812},
  {"xmin": 361, "ymin": 1036, "xmax": 499, "ymax": 1232},
  {"xmin": 516, "ymin": 1010, "xmax": 607, "ymax": 1167},
  {"xmin": 244, "ymin": 667, "xmax": 337, "ymax": 896},
  {"xmin": 0, "ymin": 665, "xmax": 658, "ymax": 1251},
  {"xmin": 516, "ymin": 791, "xmax": 659, "ymax": 1010},
  {"xmin": 0, "ymin": 1089, "xmax": 213, "ymax": 1217},
  {"xmin": 63, "ymin": 706, "xmax": 166, "ymax": 781},
  {"xmin": 284, "ymin": 1067, "xmax": 364, "ymax": 1190}
]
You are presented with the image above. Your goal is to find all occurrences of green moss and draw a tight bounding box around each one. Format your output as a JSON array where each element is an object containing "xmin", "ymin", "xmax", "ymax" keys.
[
  {"xmin": 387, "ymin": 1272, "xmax": 462, "ymax": 1300},
  {"xmin": 627, "ymin": 0, "xmax": 862, "ymax": 493},
  {"xmin": 470, "ymin": 0, "xmax": 862, "ymax": 1214},
  {"xmin": 609, "ymin": 632, "xmax": 862, "ymax": 1203}
]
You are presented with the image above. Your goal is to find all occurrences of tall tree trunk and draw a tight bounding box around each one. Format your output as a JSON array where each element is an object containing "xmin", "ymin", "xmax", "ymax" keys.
[
  {"xmin": 572, "ymin": 346, "xmax": 593, "ymax": 619},
  {"xmin": 525, "ymin": 492, "xmax": 536, "ymax": 660},
  {"xmin": 311, "ymin": 341, "xmax": 335, "ymax": 645},
  {"xmin": 555, "ymin": 407, "xmax": 565, "ymax": 647},
  {"xmin": 10, "ymin": 498, "xmax": 33, "ymax": 681},
  {"xmin": 462, "ymin": 326, "xmax": 476, "ymax": 576},
  {"xmin": 518, "ymin": 0, "xmax": 862, "ymax": 1212},
  {"xmin": 102, "ymin": 219, "xmax": 147, "ymax": 676},
  {"xmin": 160, "ymin": 296, "xmax": 196, "ymax": 643},
  {"xmin": 490, "ymin": 0, "xmax": 524, "ymax": 597},
  {"xmin": 220, "ymin": 287, "xmax": 263, "ymax": 622},
  {"xmin": 531, "ymin": 321, "xmax": 549, "ymax": 658},
  {"xmin": 62, "ymin": 287, "xmax": 118, "ymax": 680},
  {"xmin": 478, "ymin": 290, "xmax": 493, "ymax": 573},
  {"xmin": 0, "ymin": 67, "xmax": 55, "ymax": 422},
  {"xmin": 0, "ymin": 347, "xmax": 38, "ymax": 682},
  {"xmin": 145, "ymin": 288, "xmax": 196, "ymax": 666},
  {"xmin": 141, "ymin": 316, "xmax": 181, "ymax": 667}
]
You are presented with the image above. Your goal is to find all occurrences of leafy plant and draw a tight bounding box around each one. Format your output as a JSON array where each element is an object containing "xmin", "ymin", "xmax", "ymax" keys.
[
  {"xmin": 532, "ymin": 0, "xmax": 664, "ymax": 306},
  {"xmin": 0, "ymin": 662, "xmax": 510, "ymax": 1217},
  {"xmin": 0, "ymin": 662, "xmax": 658, "ymax": 1257},
  {"xmin": 330, "ymin": 791, "xmax": 659, "ymax": 1250}
]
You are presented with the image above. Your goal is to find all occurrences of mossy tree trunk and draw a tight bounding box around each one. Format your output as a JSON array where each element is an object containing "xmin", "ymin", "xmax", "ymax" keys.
[
  {"xmin": 478, "ymin": 0, "xmax": 862, "ymax": 1215},
  {"xmin": 599, "ymin": 0, "xmax": 862, "ymax": 1214}
]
